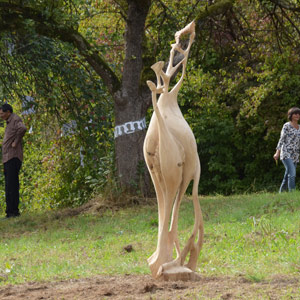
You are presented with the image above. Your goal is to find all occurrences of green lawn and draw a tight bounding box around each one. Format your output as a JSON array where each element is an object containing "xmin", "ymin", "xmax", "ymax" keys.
[{"xmin": 0, "ymin": 191, "xmax": 299, "ymax": 285}]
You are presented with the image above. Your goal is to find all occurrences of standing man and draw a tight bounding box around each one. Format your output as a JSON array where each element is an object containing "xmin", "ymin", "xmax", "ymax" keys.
[{"xmin": 0, "ymin": 104, "xmax": 26, "ymax": 218}]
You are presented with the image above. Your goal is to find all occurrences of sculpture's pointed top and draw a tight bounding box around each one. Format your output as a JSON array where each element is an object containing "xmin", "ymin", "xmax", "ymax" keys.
[{"xmin": 175, "ymin": 21, "xmax": 195, "ymax": 44}]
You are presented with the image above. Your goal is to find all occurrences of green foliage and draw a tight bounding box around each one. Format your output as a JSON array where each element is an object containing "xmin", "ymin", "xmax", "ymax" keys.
[
  {"xmin": 179, "ymin": 36, "xmax": 300, "ymax": 194},
  {"xmin": 0, "ymin": 32, "xmax": 116, "ymax": 212}
]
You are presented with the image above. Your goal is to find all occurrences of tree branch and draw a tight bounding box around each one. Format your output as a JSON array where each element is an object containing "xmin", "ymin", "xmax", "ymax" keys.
[
  {"xmin": 195, "ymin": 0, "xmax": 235, "ymax": 24},
  {"xmin": 267, "ymin": 0, "xmax": 300, "ymax": 12},
  {"xmin": 0, "ymin": 2, "xmax": 121, "ymax": 95}
]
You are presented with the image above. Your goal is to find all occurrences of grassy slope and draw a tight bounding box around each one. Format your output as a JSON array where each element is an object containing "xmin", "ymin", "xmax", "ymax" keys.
[{"xmin": 0, "ymin": 191, "xmax": 299, "ymax": 285}]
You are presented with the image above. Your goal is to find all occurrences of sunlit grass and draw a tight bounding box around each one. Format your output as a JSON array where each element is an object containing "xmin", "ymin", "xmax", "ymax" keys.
[{"xmin": 0, "ymin": 191, "xmax": 300, "ymax": 285}]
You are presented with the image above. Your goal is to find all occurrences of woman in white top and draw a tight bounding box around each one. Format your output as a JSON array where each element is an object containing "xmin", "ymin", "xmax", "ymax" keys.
[{"xmin": 274, "ymin": 107, "xmax": 300, "ymax": 192}]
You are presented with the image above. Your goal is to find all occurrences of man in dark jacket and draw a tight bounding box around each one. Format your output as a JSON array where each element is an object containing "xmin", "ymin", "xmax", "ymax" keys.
[{"xmin": 0, "ymin": 104, "xmax": 27, "ymax": 218}]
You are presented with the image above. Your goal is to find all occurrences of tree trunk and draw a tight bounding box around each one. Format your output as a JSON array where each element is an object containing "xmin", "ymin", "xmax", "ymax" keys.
[
  {"xmin": 113, "ymin": 0, "xmax": 153, "ymax": 196},
  {"xmin": 114, "ymin": 97, "xmax": 152, "ymax": 196}
]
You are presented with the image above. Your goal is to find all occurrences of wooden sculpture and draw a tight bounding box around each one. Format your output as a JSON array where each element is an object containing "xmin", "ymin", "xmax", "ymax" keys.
[{"xmin": 143, "ymin": 21, "xmax": 204, "ymax": 281}]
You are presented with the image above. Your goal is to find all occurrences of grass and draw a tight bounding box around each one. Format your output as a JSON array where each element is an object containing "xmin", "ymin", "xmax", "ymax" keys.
[{"xmin": 0, "ymin": 191, "xmax": 300, "ymax": 285}]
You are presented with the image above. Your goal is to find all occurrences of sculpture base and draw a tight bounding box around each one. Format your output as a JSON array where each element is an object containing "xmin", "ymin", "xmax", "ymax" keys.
[{"xmin": 158, "ymin": 266, "xmax": 201, "ymax": 281}]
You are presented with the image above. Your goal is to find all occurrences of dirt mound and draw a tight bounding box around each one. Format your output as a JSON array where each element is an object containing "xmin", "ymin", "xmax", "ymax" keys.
[
  {"xmin": 0, "ymin": 274, "xmax": 299, "ymax": 299},
  {"xmin": 54, "ymin": 196, "xmax": 157, "ymax": 218}
]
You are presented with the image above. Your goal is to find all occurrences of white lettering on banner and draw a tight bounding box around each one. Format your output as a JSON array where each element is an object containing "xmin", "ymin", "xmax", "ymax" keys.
[{"xmin": 114, "ymin": 117, "xmax": 147, "ymax": 139}]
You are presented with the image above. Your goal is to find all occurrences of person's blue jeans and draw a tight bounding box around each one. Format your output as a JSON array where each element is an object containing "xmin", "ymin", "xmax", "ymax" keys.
[{"xmin": 279, "ymin": 158, "xmax": 297, "ymax": 193}]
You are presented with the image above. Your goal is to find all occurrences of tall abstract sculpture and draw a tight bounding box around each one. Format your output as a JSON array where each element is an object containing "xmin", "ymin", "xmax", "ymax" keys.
[{"xmin": 143, "ymin": 21, "xmax": 204, "ymax": 281}]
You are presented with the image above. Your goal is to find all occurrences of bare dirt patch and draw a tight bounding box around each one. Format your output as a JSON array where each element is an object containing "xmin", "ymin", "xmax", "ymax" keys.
[{"xmin": 0, "ymin": 274, "xmax": 299, "ymax": 299}]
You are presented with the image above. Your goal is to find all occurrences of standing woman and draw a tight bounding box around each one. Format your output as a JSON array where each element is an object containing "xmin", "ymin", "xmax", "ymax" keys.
[{"xmin": 274, "ymin": 107, "xmax": 300, "ymax": 192}]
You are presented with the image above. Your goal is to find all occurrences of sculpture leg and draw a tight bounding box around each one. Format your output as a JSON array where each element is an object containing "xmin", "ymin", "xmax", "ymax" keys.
[
  {"xmin": 148, "ymin": 154, "xmax": 183, "ymax": 278},
  {"xmin": 185, "ymin": 189, "xmax": 204, "ymax": 270},
  {"xmin": 144, "ymin": 151, "xmax": 167, "ymax": 272},
  {"xmin": 180, "ymin": 165, "xmax": 204, "ymax": 271},
  {"xmin": 157, "ymin": 176, "xmax": 194, "ymax": 274},
  {"xmin": 149, "ymin": 187, "xmax": 180, "ymax": 278},
  {"xmin": 150, "ymin": 168, "xmax": 165, "ymax": 235},
  {"xmin": 169, "ymin": 177, "xmax": 192, "ymax": 256}
]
